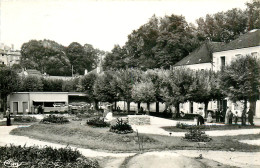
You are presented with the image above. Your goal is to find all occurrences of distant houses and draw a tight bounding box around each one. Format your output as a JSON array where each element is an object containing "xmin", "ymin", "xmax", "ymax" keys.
[
  {"xmin": 0, "ymin": 43, "xmax": 21, "ymax": 66},
  {"xmin": 174, "ymin": 29, "xmax": 260, "ymax": 118}
]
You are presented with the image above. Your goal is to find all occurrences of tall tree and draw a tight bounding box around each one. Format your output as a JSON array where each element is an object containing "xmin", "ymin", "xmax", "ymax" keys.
[
  {"xmin": 20, "ymin": 39, "xmax": 71, "ymax": 76},
  {"xmin": 21, "ymin": 76, "xmax": 43, "ymax": 92},
  {"xmin": 189, "ymin": 70, "xmax": 224, "ymax": 117},
  {"xmin": 77, "ymin": 73, "xmax": 98, "ymax": 102},
  {"xmin": 196, "ymin": 8, "xmax": 248, "ymax": 42},
  {"xmin": 0, "ymin": 67, "xmax": 21, "ymax": 111},
  {"xmin": 93, "ymin": 71, "xmax": 119, "ymax": 104},
  {"xmin": 246, "ymin": 0, "xmax": 260, "ymax": 30},
  {"xmin": 220, "ymin": 55, "xmax": 260, "ymax": 125},
  {"xmin": 161, "ymin": 68, "xmax": 194, "ymax": 117}
]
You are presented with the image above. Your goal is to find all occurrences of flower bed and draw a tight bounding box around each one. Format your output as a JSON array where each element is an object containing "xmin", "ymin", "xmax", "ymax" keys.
[
  {"xmin": 110, "ymin": 118, "xmax": 133, "ymax": 134},
  {"xmin": 87, "ymin": 117, "xmax": 110, "ymax": 127},
  {"xmin": 13, "ymin": 116, "xmax": 37, "ymax": 123},
  {"xmin": 40, "ymin": 115, "xmax": 69, "ymax": 124}
]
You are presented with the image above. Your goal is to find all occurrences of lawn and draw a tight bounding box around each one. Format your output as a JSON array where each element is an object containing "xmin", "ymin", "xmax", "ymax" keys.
[{"xmin": 10, "ymin": 120, "xmax": 260, "ymax": 152}]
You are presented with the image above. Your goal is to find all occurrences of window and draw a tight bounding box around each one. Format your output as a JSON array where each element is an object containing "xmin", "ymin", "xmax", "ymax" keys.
[{"xmin": 220, "ymin": 56, "xmax": 225, "ymax": 70}]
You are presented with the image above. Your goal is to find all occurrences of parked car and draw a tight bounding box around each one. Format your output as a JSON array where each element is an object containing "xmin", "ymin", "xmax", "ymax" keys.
[{"xmin": 53, "ymin": 103, "xmax": 66, "ymax": 107}]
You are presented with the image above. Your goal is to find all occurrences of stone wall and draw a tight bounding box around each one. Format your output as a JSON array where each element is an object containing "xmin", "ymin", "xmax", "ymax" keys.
[{"xmin": 127, "ymin": 115, "xmax": 150, "ymax": 125}]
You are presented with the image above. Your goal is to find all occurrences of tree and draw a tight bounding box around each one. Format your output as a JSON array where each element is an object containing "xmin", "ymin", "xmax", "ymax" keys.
[
  {"xmin": 66, "ymin": 42, "xmax": 101, "ymax": 75},
  {"xmin": 42, "ymin": 79, "xmax": 63, "ymax": 92},
  {"xmin": 196, "ymin": 8, "xmax": 247, "ymax": 42},
  {"xmin": 246, "ymin": 0, "xmax": 260, "ymax": 30},
  {"xmin": 189, "ymin": 70, "xmax": 224, "ymax": 117},
  {"xmin": 116, "ymin": 69, "xmax": 142, "ymax": 112},
  {"xmin": 94, "ymin": 71, "xmax": 119, "ymax": 104},
  {"xmin": 154, "ymin": 14, "xmax": 199, "ymax": 69},
  {"xmin": 132, "ymin": 80, "xmax": 156, "ymax": 112},
  {"xmin": 77, "ymin": 73, "xmax": 97, "ymax": 102},
  {"xmin": 0, "ymin": 67, "xmax": 21, "ymax": 111},
  {"xmin": 21, "ymin": 76, "xmax": 43, "ymax": 92},
  {"xmin": 161, "ymin": 68, "xmax": 193, "ymax": 118},
  {"xmin": 20, "ymin": 39, "xmax": 71, "ymax": 76},
  {"xmin": 103, "ymin": 45, "xmax": 127, "ymax": 70},
  {"xmin": 220, "ymin": 55, "xmax": 260, "ymax": 125}
]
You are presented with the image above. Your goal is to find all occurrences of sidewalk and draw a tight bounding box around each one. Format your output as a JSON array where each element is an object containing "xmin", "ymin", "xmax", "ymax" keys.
[{"xmin": 132, "ymin": 116, "xmax": 260, "ymax": 137}]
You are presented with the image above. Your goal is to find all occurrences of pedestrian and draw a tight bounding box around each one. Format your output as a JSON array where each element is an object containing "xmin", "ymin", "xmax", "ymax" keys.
[
  {"xmin": 241, "ymin": 109, "xmax": 247, "ymax": 125},
  {"xmin": 234, "ymin": 111, "xmax": 238, "ymax": 125},
  {"xmin": 229, "ymin": 111, "xmax": 233, "ymax": 124},
  {"xmin": 6, "ymin": 107, "xmax": 11, "ymax": 126},
  {"xmin": 197, "ymin": 114, "xmax": 204, "ymax": 125},
  {"xmin": 219, "ymin": 110, "xmax": 224, "ymax": 122},
  {"xmin": 38, "ymin": 105, "xmax": 42, "ymax": 114},
  {"xmin": 247, "ymin": 109, "xmax": 254, "ymax": 126},
  {"xmin": 35, "ymin": 106, "xmax": 38, "ymax": 114},
  {"xmin": 207, "ymin": 112, "xmax": 213, "ymax": 123},
  {"xmin": 225, "ymin": 107, "xmax": 231, "ymax": 124},
  {"xmin": 215, "ymin": 110, "xmax": 220, "ymax": 122}
]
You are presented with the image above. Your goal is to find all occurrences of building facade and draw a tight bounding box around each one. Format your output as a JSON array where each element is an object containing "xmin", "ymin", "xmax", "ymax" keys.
[{"xmin": 174, "ymin": 29, "xmax": 260, "ymax": 118}]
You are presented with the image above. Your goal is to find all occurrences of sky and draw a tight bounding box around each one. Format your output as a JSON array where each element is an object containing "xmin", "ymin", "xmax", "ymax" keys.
[{"xmin": 0, "ymin": 0, "xmax": 249, "ymax": 52}]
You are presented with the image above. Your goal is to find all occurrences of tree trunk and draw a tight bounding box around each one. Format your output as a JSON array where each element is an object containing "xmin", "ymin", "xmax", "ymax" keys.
[
  {"xmin": 241, "ymin": 99, "xmax": 247, "ymax": 126},
  {"xmin": 156, "ymin": 101, "xmax": 159, "ymax": 113},
  {"xmin": 127, "ymin": 101, "xmax": 130, "ymax": 113},
  {"xmin": 147, "ymin": 102, "xmax": 150, "ymax": 115},
  {"xmin": 94, "ymin": 99, "xmax": 99, "ymax": 111},
  {"xmin": 137, "ymin": 102, "xmax": 141, "ymax": 113},
  {"xmin": 114, "ymin": 101, "xmax": 117, "ymax": 111},
  {"xmin": 249, "ymin": 100, "xmax": 256, "ymax": 115},
  {"xmin": 204, "ymin": 101, "xmax": 209, "ymax": 118},
  {"xmin": 175, "ymin": 103, "xmax": 180, "ymax": 118}
]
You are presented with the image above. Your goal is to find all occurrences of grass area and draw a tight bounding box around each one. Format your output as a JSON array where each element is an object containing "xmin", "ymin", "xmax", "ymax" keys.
[
  {"xmin": 10, "ymin": 120, "xmax": 260, "ymax": 152},
  {"xmin": 162, "ymin": 124, "xmax": 260, "ymax": 132}
]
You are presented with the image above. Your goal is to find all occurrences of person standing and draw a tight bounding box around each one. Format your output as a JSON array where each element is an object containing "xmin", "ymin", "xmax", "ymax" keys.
[
  {"xmin": 229, "ymin": 111, "xmax": 233, "ymax": 124},
  {"xmin": 6, "ymin": 108, "xmax": 11, "ymax": 126},
  {"xmin": 215, "ymin": 110, "xmax": 220, "ymax": 123},
  {"xmin": 234, "ymin": 111, "xmax": 238, "ymax": 125},
  {"xmin": 247, "ymin": 109, "xmax": 254, "ymax": 126}
]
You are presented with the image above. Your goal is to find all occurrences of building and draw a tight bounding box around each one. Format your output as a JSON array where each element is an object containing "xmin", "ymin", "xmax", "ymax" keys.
[
  {"xmin": 174, "ymin": 42, "xmax": 224, "ymax": 70},
  {"xmin": 8, "ymin": 92, "xmax": 87, "ymax": 114},
  {"xmin": 174, "ymin": 29, "xmax": 260, "ymax": 118},
  {"xmin": 0, "ymin": 43, "xmax": 21, "ymax": 66}
]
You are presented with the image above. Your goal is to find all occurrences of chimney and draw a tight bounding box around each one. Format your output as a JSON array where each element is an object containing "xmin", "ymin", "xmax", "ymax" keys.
[
  {"xmin": 84, "ymin": 69, "xmax": 88, "ymax": 75},
  {"xmin": 11, "ymin": 44, "xmax": 14, "ymax": 51}
]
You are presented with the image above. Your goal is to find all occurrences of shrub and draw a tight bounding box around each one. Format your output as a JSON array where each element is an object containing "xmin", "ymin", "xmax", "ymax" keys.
[
  {"xmin": 40, "ymin": 115, "xmax": 69, "ymax": 124},
  {"xmin": 14, "ymin": 116, "xmax": 37, "ymax": 123},
  {"xmin": 176, "ymin": 122, "xmax": 190, "ymax": 129},
  {"xmin": 87, "ymin": 117, "xmax": 110, "ymax": 127},
  {"xmin": 184, "ymin": 127, "xmax": 212, "ymax": 142},
  {"xmin": 110, "ymin": 118, "xmax": 133, "ymax": 134},
  {"xmin": 0, "ymin": 145, "xmax": 99, "ymax": 168}
]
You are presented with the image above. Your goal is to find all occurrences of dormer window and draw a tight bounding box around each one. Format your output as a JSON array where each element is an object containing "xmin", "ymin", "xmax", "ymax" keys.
[{"xmin": 235, "ymin": 54, "xmax": 242, "ymax": 57}]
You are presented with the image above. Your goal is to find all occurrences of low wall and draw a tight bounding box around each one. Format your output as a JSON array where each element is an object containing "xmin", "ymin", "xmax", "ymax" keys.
[{"xmin": 127, "ymin": 115, "xmax": 150, "ymax": 125}]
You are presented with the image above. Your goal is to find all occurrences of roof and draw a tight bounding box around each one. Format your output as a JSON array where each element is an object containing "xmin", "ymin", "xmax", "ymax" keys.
[
  {"xmin": 215, "ymin": 29, "xmax": 260, "ymax": 52},
  {"xmin": 26, "ymin": 69, "xmax": 42, "ymax": 76},
  {"xmin": 174, "ymin": 42, "xmax": 225, "ymax": 66}
]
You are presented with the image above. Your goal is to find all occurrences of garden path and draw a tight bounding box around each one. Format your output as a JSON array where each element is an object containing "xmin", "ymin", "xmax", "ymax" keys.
[{"xmin": 132, "ymin": 116, "xmax": 260, "ymax": 137}]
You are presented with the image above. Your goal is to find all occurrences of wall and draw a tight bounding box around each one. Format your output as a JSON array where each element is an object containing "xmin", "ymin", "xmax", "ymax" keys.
[
  {"xmin": 213, "ymin": 46, "xmax": 260, "ymax": 71},
  {"xmin": 9, "ymin": 93, "xmax": 29, "ymax": 113},
  {"xmin": 176, "ymin": 63, "xmax": 212, "ymax": 71},
  {"xmin": 9, "ymin": 92, "xmax": 69, "ymax": 113}
]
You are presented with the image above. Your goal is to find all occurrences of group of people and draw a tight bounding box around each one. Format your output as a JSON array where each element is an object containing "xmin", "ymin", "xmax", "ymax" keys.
[
  {"xmin": 34, "ymin": 105, "xmax": 44, "ymax": 114},
  {"xmin": 216, "ymin": 107, "xmax": 254, "ymax": 125}
]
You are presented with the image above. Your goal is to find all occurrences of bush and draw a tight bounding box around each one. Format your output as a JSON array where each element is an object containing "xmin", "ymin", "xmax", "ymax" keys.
[
  {"xmin": 40, "ymin": 115, "xmax": 69, "ymax": 124},
  {"xmin": 87, "ymin": 117, "xmax": 110, "ymax": 127},
  {"xmin": 0, "ymin": 145, "xmax": 99, "ymax": 168},
  {"xmin": 184, "ymin": 127, "xmax": 212, "ymax": 142},
  {"xmin": 14, "ymin": 116, "xmax": 37, "ymax": 123},
  {"xmin": 176, "ymin": 122, "xmax": 190, "ymax": 129},
  {"xmin": 110, "ymin": 118, "xmax": 133, "ymax": 134}
]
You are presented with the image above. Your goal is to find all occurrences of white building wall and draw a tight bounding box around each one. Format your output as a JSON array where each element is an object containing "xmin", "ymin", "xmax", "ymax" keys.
[
  {"xmin": 213, "ymin": 46, "xmax": 260, "ymax": 71},
  {"xmin": 176, "ymin": 63, "xmax": 212, "ymax": 71}
]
